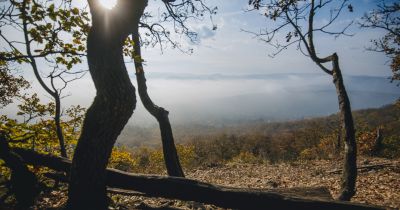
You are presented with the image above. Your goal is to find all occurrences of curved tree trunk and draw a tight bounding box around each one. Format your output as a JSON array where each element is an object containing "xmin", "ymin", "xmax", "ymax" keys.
[
  {"xmin": 131, "ymin": 34, "xmax": 185, "ymax": 177},
  {"xmin": 331, "ymin": 53, "xmax": 357, "ymax": 201},
  {"xmin": 67, "ymin": 1, "xmax": 148, "ymax": 209}
]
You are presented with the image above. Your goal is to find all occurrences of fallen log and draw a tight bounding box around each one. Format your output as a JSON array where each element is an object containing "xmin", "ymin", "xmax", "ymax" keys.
[
  {"xmin": 44, "ymin": 172, "xmax": 147, "ymax": 197},
  {"xmin": 44, "ymin": 172, "xmax": 332, "ymax": 200},
  {"xmin": 13, "ymin": 148, "xmax": 384, "ymax": 210}
]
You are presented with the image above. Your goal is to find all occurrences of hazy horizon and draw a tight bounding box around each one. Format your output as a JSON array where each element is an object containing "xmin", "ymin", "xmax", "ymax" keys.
[{"xmin": 3, "ymin": 71, "xmax": 398, "ymax": 127}]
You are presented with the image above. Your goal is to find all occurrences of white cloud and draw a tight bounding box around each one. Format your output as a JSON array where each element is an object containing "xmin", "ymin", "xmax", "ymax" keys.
[{"xmin": 195, "ymin": 25, "xmax": 217, "ymax": 41}]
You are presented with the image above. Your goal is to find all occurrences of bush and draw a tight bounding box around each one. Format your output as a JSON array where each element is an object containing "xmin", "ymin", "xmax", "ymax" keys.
[
  {"xmin": 176, "ymin": 144, "xmax": 196, "ymax": 168},
  {"xmin": 382, "ymin": 136, "xmax": 400, "ymax": 158},
  {"xmin": 108, "ymin": 147, "xmax": 136, "ymax": 172},
  {"xmin": 131, "ymin": 147, "xmax": 165, "ymax": 174},
  {"xmin": 299, "ymin": 148, "xmax": 318, "ymax": 160},
  {"xmin": 357, "ymin": 130, "xmax": 376, "ymax": 156},
  {"xmin": 191, "ymin": 134, "xmax": 243, "ymax": 166},
  {"xmin": 231, "ymin": 151, "xmax": 263, "ymax": 164}
]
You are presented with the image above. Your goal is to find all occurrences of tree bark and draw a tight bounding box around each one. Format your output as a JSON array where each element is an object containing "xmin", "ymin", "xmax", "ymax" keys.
[
  {"xmin": 12, "ymin": 148, "xmax": 384, "ymax": 210},
  {"xmin": 67, "ymin": 1, "xmax": 148, "ymax": 209},
  {"xmin": 336, "ymin": 121, "xmax": 342, "ymax": 154},
  {"xmin": 331, "ymin": 53, "xmax": 357, "ymax": 201},
  {"xmin": 132, "ymin": 34, "xmax": 184, "ymax": 177}
]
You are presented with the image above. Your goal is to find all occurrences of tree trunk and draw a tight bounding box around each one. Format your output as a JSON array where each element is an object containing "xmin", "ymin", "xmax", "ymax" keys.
[
  {"xmin": 13, "ymin": 148, "xmax": 384, "ymax": 210},
  {"xmin": 54, "ymin": 95, "xmax": 67, "ymax": 158},
  {"xmin": 0, "ymin": 134, "xmax": 39, "ymax": 209},
  {"xmin": 67, "ymin": 1, "xmax": 148, "ymax": 209},
  {"xmin": 372, "ymin": 128, "xmax": 383, "ymax": 156},
  {"xmin": 336, "ymin": 121, "xmax": 342, "ymax": 153},
  {"xmin": 132, "ymin": 34, "xmax": 184, "ymax": 177},
  {"xmin": 331, "ymin": 53, "xmax": 357, "ymax": 201}
]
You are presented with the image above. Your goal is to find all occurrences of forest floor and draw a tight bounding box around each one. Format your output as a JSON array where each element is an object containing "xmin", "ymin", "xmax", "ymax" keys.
[{"xmin": 31, "ymin": 156, "xmax": 400, "ymax": 210}]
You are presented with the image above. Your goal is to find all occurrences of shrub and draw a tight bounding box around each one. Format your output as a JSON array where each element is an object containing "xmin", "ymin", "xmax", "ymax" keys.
[
  {"xmin": 176, "ymin": 144, "xmax": 196, "ymax": 168},
  {"xmin": 129, "ymin": 147, "xmax": 166, "ymax": 174},
  {"xmin": 231, "ymin": 151, "xmax": 263, "ymax": 164},
  {"xmin": 108, "ymin": 147, "xmax": 136, "ymax": 172},
  {"xmin": 357, "ymin": 130, "xmax": 376, "ymax": 156},
  {"xmin": 316, "ymin": 135, "xmax": 338, "ymax": 159},
  {"xmin": 299, "ymin": 148, "xmax": 318, "ymax": 160},
  {"xmin": 382, "ymin": 136, "xmax": 400, "ymax": 158}
]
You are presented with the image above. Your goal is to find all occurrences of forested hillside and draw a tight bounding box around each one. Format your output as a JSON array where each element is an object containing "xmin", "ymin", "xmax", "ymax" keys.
[{"xmin": 118, "ymin": 104, "xmax": 400, "ymax": 158}]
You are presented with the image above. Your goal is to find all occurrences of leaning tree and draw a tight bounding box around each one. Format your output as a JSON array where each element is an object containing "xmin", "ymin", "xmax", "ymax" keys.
[
  {"xmin": 129, "ymin": 0, "xmax": 216, "ymax": 177},
  {"xmin": 248, "ymin": 0, "xmax": 357, "ymax": 200},
  {"xmin": 67, "ymin": 0, "xmax": 215, "ymax": 208}
]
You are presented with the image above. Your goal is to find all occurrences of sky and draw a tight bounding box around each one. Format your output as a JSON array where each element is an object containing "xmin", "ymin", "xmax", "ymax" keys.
[
  {"xmin": 140, "ymin": 0, "xmax": 390, "ymax": 75},
  {"xmin": 2, "ymin": 0, "xmax": 399, "ymax": 126}
]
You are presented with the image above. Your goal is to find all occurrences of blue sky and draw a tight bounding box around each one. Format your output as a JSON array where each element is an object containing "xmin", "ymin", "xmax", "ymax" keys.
[
  {"xmin": 140, "ymin": 0, "xmax": 393, "ymax": 76},
  {"xmin": 2, "ymin": 0, "xmax": 399, "ymax": 125}
]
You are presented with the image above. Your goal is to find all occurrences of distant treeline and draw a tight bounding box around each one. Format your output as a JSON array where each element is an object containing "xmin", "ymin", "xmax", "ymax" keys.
[{"xmin": 111, "ymin": 104, "xmax": 400, "ymax": 174}]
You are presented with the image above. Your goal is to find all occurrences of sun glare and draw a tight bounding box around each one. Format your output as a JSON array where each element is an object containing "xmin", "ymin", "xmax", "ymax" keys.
[{"xmin": 99, "ymin": 0, "xmax": 117, "ymax": 10}]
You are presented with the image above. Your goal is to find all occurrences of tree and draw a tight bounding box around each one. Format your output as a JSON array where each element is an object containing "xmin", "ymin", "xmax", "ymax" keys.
[
  {"xmin": 248, "ymin": 0, "xmax": 357, "ymax": 200},
  {"xmin": 0, "ymin": 94, "xmax": 86, "ymax": 207},
  {"xmin": 360, "ymin": 1, "xmax": 400, "ymax": 85},
  {"xmin": 0, "ymin": 0, "xmax": 89, "ymax": 158},
  {"xmin": 132, "ymin": 38, "xmax": 185, "ymax": 177},
  {"xmin": 129, "ymin": 0, "xmax": 216, "ymax": 177},
  {"xmin": 0, "ymin": 94, "xmax": 85, "ymax": 157},
  {"xmin": 66, "ymin": 0, "xmax": 145, "ymax": 207},
  {"xmin": 131, "ymin": 31, "xmax": 185, "ymax": 177},
  {"xmin": 0, "ymin": 64, "xmax": 30, "ymax": 108},
  {"xmin": 67, "ymin": 0, "xmax": 216, "ymax": 208}
]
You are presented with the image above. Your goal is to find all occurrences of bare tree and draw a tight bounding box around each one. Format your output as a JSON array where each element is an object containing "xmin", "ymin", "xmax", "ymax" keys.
[
  {"xmin": 248, "ymin": 0, "xmax": 357, "ymax": 200},
  {"xmin": 360, "ymin": 1, "xmax": 399, "ymax": 85},
  {"xmin": 131, "ymin": 33, "xmax": 184, "ymax": 177}
]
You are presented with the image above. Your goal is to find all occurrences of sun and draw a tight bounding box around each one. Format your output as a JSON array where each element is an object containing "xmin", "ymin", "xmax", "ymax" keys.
[{"xmin": 99, "ymin": 0, "xmax": 117, "ymax": 10}]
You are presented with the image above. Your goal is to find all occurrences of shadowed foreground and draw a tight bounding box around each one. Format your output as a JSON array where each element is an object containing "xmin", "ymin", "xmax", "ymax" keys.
[{"xmin": 12, "ymin": 148, "xmax": 385, "ymax": 210}]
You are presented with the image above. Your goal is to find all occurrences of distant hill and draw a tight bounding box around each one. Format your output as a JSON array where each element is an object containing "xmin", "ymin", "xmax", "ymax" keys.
[{"xmin": 117, "ymin": 103, "xmax": 400, "ymax": 148}]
